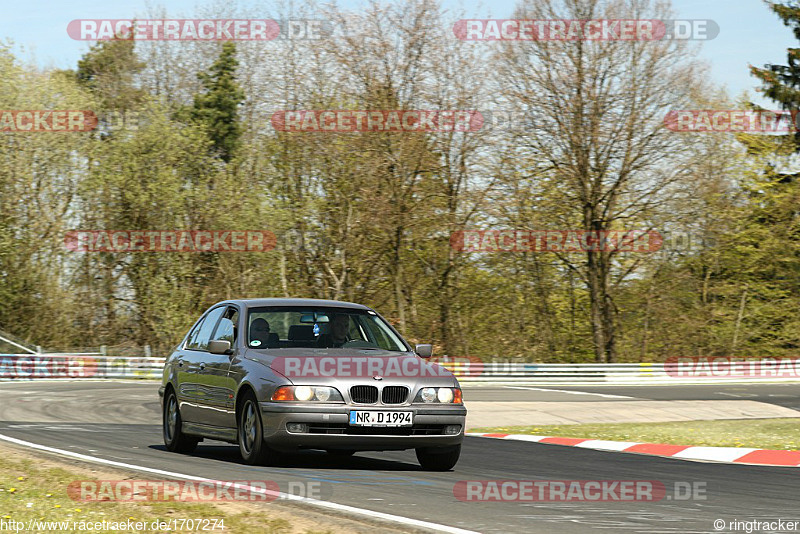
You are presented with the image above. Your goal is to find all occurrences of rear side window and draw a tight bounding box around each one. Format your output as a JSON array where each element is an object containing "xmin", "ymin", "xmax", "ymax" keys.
[{"xmin": 186, "ymin": 307, "xmax": 226, "ymax": 351}]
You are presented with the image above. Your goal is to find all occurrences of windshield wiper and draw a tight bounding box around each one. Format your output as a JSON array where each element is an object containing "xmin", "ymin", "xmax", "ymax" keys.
[{"xmin": 325, "ymin": 346, "xmax": 391, "ymax": 351}]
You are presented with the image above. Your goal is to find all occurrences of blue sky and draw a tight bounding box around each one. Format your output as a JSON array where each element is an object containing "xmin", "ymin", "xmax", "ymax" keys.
[{"xmin": 0, "ymin": 0, "xmax": 792, "ymax": 106}]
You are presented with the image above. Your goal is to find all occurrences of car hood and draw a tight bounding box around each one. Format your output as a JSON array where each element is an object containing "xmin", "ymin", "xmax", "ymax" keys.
[{"xmin": 243, "ymin": 347, "xmax": 457, "ymax": 386}]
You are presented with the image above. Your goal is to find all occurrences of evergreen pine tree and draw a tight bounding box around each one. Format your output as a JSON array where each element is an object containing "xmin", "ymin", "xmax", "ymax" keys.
[{"xmin": 190, "ymin": 42, "xmax": 245, "ymax": 163}]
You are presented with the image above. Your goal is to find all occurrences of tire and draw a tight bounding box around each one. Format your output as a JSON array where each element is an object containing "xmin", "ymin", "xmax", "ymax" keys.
[
  {"xmin": 326, "ymin": 450, "xmax": 356, "ymax": 457},
  {"xmin": 237, "ymin": 392, "xmax": 275, "ymax": 465},
  {"xmin": 416, "ymin": 444, "xmax": 461, "ymax": 471},
  {"xmin": 163, "ymin": 389, "xmax": 200, "ymax": 453}
]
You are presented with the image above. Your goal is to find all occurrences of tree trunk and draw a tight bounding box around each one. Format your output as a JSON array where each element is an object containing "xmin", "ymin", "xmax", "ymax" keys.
[{"xmin": 587, "ymin": 249, "xmax": 608, "ymax": 362}]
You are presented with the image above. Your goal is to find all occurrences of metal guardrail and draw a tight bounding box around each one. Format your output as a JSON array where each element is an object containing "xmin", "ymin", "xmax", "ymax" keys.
[
  {"xmin": 445, "ymin": 361, "xmax": 800, "ymax": 383},
  {"xmin": 2, "ymin": 354, "xmax": 799, "ymax": 384},
  {"xmin": 0, "ymin": 354, "xmax": 163, "ymax": 380}
]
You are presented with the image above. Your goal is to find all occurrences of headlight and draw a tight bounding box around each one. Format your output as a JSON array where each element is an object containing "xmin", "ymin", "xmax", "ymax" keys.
[
  {"xmin": 295, "ymin": 386, "xmax": 314, "ymax": 401},
  {"xmin": 420, "ymin": 387, "xmax": 437, "ymax": 403},
  {"xmin": 414, "ymin": 387, "xmax": 462, "ymax": 404},
  {"xmin": 271, "ymin": 386, "xmax": 344, "ymax": 402}
]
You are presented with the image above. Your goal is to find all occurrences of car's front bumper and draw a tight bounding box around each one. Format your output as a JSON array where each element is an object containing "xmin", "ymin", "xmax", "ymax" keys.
[{"xmin": 259, "ymin": 402, "xmax": 467, "ymax": 452}]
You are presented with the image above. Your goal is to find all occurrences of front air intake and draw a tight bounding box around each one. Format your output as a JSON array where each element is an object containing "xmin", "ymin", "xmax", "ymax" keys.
[
  {"xmin": 381, "ymin": 386, "xmax": 409, "ymax": 404},
  {"xmin": 350, "ymin": 385, "xmax": 379, "ymax": 404}
]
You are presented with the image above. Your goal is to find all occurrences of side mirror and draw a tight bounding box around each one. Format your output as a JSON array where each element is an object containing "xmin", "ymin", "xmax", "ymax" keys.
[
  {"xmin": 415, "ymin": 344, "xmax": 433, "ymax": 358},
  {"xmin": 208, "ymin": 340, "xmax": 233, "ymax": 355}
]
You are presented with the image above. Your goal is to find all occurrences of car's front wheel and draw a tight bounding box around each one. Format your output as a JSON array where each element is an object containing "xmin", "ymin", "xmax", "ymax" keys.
[
  {"xmin": 238, "ymin": 392, "xmax": 278, "ymax": 465},
  {"xmin": 163, "ymin": 389, "xmax": 199, "ymax": 453},
  {"xmin": 416, "ymin": 444, "xmax": 461, "ymax": 471}
]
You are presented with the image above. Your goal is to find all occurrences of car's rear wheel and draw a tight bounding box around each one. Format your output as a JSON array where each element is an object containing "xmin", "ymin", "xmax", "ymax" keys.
[
  {"xmin": 163, "ymin": 389, "xmax": 199, "ymax": 453},
  {"xmin": 416, "ymin": 444, "xmax": 461, "ymax": 471},
  {"xmin": 238, "ymin": 392, "xmax": 277, "ymax": 465}
]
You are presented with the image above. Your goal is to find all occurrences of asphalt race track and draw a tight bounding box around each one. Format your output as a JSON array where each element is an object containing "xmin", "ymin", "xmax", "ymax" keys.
[
  {"xmin": 0, "ymin": 381, "xmax": 799, "ymax": 533},
  {"xmin": 464, "ymin": 382, "xmax": 800, "ymax": 409}
]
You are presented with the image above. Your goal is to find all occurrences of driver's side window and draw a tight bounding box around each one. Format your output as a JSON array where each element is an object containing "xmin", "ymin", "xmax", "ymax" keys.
[{"xmin": 358, "ymin": 316, "xmax": 390, "ymax": 347}]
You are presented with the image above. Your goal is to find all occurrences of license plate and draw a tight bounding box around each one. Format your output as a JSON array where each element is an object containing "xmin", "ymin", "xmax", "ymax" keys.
[{"xmin": 349, "ymin": 411, "xmax": 413, "ymax": 427}]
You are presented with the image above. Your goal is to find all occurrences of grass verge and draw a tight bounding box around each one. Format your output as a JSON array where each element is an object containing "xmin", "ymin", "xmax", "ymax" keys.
[
  {"xmin": 469, "ymin": 418, "xmax": 800, "ymax": 450},
  {"xmin": 0, "ymin": 447, "xmax": 334, "ymax": 533}
]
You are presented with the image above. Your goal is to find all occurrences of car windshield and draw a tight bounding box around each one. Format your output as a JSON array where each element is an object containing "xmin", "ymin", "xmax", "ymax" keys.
[{"xmin": 246, "ymin": 307, "xmax": 408, "ymax": 351}]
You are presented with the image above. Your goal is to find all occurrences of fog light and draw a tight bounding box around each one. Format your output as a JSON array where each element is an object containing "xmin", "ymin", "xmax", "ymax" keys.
[
  {"xmin": 286, "ymin": 423, "xmax": 309, "ymax": 433},
  {"xmin": 444, "ymin": 425, "xmax": 462, "ymax": 435}
]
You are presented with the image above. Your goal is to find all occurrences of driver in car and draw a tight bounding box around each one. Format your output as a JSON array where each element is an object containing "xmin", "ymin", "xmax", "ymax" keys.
[{"xmin": 318, "ymin": 313, "xmax": 351, "ymax": 348}]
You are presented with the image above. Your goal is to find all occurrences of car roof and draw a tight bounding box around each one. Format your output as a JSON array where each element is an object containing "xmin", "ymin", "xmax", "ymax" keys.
[{"xmin": 220, "ymin": 298, "xmax": 372, "ymax": 310}]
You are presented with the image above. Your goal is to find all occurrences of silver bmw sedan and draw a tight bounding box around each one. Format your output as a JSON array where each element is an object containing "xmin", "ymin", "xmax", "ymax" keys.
[{"xmin": 159, "ymin": 298, "xmax": 466, "ymax": 471}]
